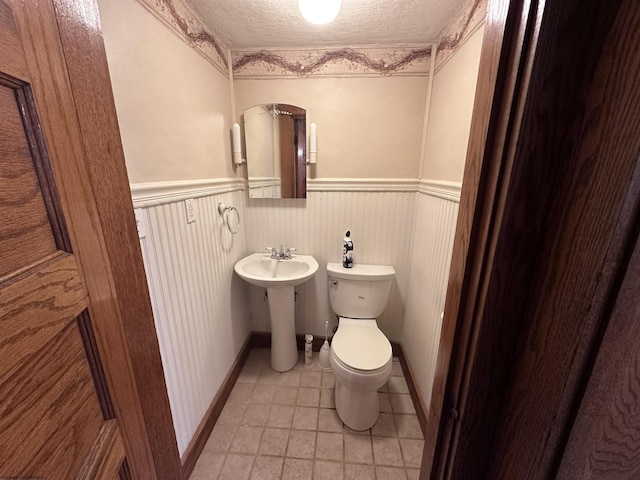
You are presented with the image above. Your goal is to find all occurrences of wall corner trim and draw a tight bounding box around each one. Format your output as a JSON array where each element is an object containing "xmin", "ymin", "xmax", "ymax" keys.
[
  {"xmin": 418, "ymin": 179, "xmax": 462, "ymax": 202},
  {"xmin": 130, "ymin": 177, "xmax": 247, "ymax": 208}
]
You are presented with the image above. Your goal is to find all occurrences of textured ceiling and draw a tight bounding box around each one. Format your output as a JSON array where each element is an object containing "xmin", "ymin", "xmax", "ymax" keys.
[{"xmin": 184, "ymin": 0, "xmax": 469, "ymax": 49}]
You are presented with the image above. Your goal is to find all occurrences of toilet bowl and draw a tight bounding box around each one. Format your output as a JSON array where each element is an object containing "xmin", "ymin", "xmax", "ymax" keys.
[
  {"xmin": 330, "ymin": 318, "xmax": 392, "ymax": 430},
  {"xmin": 326, "ymin": 262, "xmax": 395, "ymax": 430}
]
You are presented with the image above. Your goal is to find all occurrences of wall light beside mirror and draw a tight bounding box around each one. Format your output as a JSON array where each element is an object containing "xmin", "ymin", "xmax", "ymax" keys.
[
  {"xmin": 308, "ymin": 122, "xmax": 317, "ymax": 164},
  {"xmin": 231, "ymin": 122, "xmax": 245, "ymax": 166}
]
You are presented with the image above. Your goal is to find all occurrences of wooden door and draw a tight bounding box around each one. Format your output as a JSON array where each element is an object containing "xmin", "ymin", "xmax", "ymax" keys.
[
  {"xmin": 425, "ymin": 0, "xmax": 640, "ymax": 478},
  {"xmin": 1, "ymin": 1, "xmax": 126, "ymax": 477}
]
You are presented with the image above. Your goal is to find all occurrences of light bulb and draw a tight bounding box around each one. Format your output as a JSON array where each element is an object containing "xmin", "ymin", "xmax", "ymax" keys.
[{"xmin": 298, "ymin": 0, "xmax": 341, "ymax": 25}]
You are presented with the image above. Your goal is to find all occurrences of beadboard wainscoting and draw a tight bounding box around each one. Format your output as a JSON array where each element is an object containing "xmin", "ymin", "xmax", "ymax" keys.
[
  {"xmin": 131, "ymin": 177, "xmax": 460, "ymax": 457},
  {"xmin": 134, "ymin": 184, "xmax": 251, "ymax": 455},
  {"xmin": 402, "ymin": 183, "xmax": 460, "ymax": 411},
  {"xmin": 243, "ymin": 186, "xmax": 418, "ymax": 343}
]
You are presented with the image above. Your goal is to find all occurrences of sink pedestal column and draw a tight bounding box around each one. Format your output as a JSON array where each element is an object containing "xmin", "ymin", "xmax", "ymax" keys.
[{"xmin": 267, "ymin": 286, "xmax": 298, "ymax": 372}]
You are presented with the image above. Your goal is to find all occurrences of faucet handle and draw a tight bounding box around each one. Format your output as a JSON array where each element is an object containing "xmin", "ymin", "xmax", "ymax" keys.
[
  {"xmin": 265, "ymin": 246, "xmax": 277, "ymax": 258},
  {"xmin": 285, "ymin": 247, "xmax": 296, "ymax": 259}
]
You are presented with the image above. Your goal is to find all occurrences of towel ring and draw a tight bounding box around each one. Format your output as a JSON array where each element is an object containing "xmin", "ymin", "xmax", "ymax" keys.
[{"xmin": 217, "ymin": 202, "xmax": 240, "ymax": 234}]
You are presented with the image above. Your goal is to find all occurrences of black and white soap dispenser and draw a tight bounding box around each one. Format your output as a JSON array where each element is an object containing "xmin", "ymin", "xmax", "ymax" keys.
[{"xmin": 343, "ymin": 230, "xmax": 353, "ymax": 268}]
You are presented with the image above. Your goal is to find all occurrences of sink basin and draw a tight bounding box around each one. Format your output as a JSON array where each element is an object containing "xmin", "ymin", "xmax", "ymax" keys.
[
  {"xmin": 234, "ymin": 253, "xmax": 319, "ymax": 288},
  {"xmin": 234, "ymin": 252, "xmax": 319, "ymax": 371}
]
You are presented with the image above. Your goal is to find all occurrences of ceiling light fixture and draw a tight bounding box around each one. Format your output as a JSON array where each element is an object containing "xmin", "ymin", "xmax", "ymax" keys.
[{"xmin": 298, "ymin": 0, "xmax": 341, "ymax": 25}]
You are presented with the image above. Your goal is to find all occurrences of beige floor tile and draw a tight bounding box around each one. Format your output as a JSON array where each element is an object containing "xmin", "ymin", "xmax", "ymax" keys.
[
  {"xmin": 395, "ymin": 414, "xmax": 423, "ymax": 439},
  {"xmin": 250, "ymin": 384, "xmax": 276, "ymax": 404},
  {"xmin": 274, "ymin": 386, "xmax": 298, "ymax": 405},
  {"xmin": 407, "ymin": 468, "xmax": 420, "ymax": 479},
  {"xmin": 246, "ymin": 348, "xmax": 270, "ymax": 363},
  {"xmin": 292, "ymin": 406, "xmax": 319, "ymax": 430},
  {"xmin": 344, "ymin": 463, "xmax": 375, "ymax": 480},
  {"xmin": 320, "ymin": 388, "xmax": 335, "ymax": 408},
  {"xmin": 344, "ymin": 433, "xmax": 373, "ymax": 464},
  {"xmin": 257, "ymin": 368, "xmax": 281, "ymax": 385},
  {"xmin": 258, "ymin": 427, "xmax": 290, "ymax": 456},
  {"xmin": 321, "ymin": 371, "xmax": 335, "ymax": 389},
  {"xmin": 218, "ymin": 453, "xmax": 254, "ymax": 480},
  {"xmin": 267, "ymin": 404, "xmax": 294, "ymax": 428},
  {"xmin": 189, "ymin": 451, "xmax": 225, "ymax": 479},
  {"xmin": 278, "ymin": 370, "xmax": 301, "ymax": 386},
  {"xmin": 217, "ymin": 402, "xmax": 247, "ymax": 426},
  {"xmin": 204, "ymin": 424, "xmax": 237, "ymax": 452},
  {"xmin": 316, "ymin": 432, "xmax": 344, "ymax": 461},
  {"xmin": 237, "ymin": 364, "xmax": 262, "ymax": 384},
  {"xmin": 241, "ymin": 403, "xmax": 271, "ymax": 427},
  {"xmin": 296, "ymin": 387, "xmax": 320, "ymax": 407},
  {"xmin": 314, "ymin": 460, "xmax": 344, "ymax": 480},
  {"xmin": 343, "ymin": 425, "xmax": 370, "ymax": 436},
  {"xmin": 194, "ymin": 349, "xmax": 424, "ymax": 480},
  {"xmin": 250, "ymin": 455, "xmax": 283, "ymax": 480},
  {"xmin": 400, "ymin": 438, "xmax": 424, "ymax": 468},
  {"xmin": 375, "ymin": 465, "xmax": 408, "ymax": 480},
  {"xmin": 391, "ymin": 360, "xmax": 403, "ymax": 377},
  {"xmin": 286, "ymin": 430, "xmax": 316, "ymax": 459},
  {"xmin": 390, "ymin": 393, "xmax": 416, "ymax": 414},
  {"xmin": 230, "ymin": 426, "xmax": 263, "ymax": 454},
  {"xmin": 371, "ymin": 412, "xmax": 397, "ymax": 437},
  {"xmin": 379, "ymin": 392, "xmax": 392, "ymax": 412},
  {"xmin": 318, "ymin": 408, "xmax": 343, "ymax": 432},
  {"xmin": 300, "ymin": 371, "xmax": 322, "ymax": 387},
  {"xmin": 228, "ymin": 383, "xmax": 254, "ymax": 403},
  {"xmin": 282, "ymin": 458, "xmax": 313, "ymax": 480},
  {"xmin": 387, "ymin": 375, "xmax": 410, "ymax": 394},
  {"xmin": 372, "ymin": 436, "xmax": 404, "ymax": 466}
]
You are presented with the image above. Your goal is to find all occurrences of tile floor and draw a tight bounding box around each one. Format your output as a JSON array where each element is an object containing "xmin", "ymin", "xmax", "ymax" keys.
[{"xmin": 189, "ymin": 348, "xmax": 424, "ymax": 480}]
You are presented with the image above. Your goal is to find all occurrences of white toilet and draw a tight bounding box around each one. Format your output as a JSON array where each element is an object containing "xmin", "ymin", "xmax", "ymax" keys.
[{"xmin": 326, "ymin": 262, "xmax": 395, "ymax": 431}]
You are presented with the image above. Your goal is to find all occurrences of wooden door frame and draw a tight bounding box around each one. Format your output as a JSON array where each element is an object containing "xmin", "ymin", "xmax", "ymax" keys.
[
  {"xmin": 422, "ymin": 0, "xmax": 640, "ymax": 477},
  {"xmin": 26, "ymin": 0, "xmax": 183, "ymax": 478}
]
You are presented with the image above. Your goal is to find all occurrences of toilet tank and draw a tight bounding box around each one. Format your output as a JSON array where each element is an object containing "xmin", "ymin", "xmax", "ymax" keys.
[{"xmin": 326, "ymin": 263, "xmax": 395, "ymax": 319}]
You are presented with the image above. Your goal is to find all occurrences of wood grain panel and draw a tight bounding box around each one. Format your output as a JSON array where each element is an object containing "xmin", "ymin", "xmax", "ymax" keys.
[
  {"xmin": 485, "ymin": 0, "xmax": 640, "ymax": 477},
  {"xmin": 556, "ymin": 168, "xmax": 640, "ymax": 479},
  {"xmin": 0, "ymin": 253, "xmax": 86, "ymax": 381},
  {"xmin": 0, "ymin": 320, "xmax": 104, "ymax": 477},
  {"xmin": 7, "ymin": 0, "xmax": 160, "ymax": 476},
  {"xmin": 0, "ymin": 1, "xmax": 28, "ymax": 79},
  {"xmin": 76, "ymin": 420, "xmax": 126, "ymax": 480},
  {"xmin": 0, "ymin": 83, "xmax": 57, "ymax": 278}
]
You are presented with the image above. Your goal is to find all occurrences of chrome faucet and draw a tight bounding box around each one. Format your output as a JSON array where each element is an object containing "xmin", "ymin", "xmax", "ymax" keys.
[{"xmin": 265, "ymin": 245, "xmax": 296, "ymax": 260}]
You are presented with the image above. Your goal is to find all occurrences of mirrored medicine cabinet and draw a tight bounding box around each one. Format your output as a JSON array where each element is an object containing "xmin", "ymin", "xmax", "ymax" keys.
[{"xmin": 243, "ymin": 103, "xmax": 307, "ymax": 199}]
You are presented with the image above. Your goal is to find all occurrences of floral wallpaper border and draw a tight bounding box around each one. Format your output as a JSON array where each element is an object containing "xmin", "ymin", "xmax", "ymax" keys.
[
  {"xmin": 435, "ymin": 0, "xmax": 488, "ymax": 72},
  {"xmin": 134, "ymin": 0, "xmax": 487, "ymax": 79},
  {"xmin": 231, "ymin": 46, "xmax": 433, "ymax": 79}
]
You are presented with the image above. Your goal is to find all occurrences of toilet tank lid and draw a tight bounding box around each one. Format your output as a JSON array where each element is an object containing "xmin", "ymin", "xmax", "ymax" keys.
[{"xmin": 326, "ymin": 263, "xmax": 395, "ymax": 281}]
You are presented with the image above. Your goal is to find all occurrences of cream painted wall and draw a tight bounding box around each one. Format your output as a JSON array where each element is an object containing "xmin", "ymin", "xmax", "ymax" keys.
[
  {"xmin": 97, "ymin": 0, "xmax": 239, "ymax": 184},
  {"xmin": 235, "ymin": 77, "xmax": 429, "ymax": 179},
  {"xmin": 422, "ymin": 26, "xmax": 485, "ymax": 182}
]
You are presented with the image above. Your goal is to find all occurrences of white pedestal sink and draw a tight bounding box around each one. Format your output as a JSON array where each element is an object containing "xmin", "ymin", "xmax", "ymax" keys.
[{"xmin": 234, "ymin": 253, "xmax": 319, "ymax": 372}]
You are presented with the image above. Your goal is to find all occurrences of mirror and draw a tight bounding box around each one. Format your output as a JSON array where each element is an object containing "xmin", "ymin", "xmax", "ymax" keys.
[{"xmin": 243, "ymin": 104, "xmax": 307, "ymax": 199}]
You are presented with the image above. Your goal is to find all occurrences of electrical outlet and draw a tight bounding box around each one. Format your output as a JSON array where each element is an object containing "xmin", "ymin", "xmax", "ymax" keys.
[
  {"xmin": 134, "ymin": 208, "xmax": 147, "ymax": 238},
  {"xmin": 185, "ymin": 198, "xmax": 197, "ymax": 223}
]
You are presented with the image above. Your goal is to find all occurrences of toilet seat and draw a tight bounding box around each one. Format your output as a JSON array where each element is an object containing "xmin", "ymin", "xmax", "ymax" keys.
[{"xmin": 332, "ymin": 317, "xmax": 392, "ymax": 371}]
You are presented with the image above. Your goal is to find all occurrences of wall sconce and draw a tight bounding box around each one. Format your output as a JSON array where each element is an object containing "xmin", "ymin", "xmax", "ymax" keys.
[
  {"xmin": 232, "ymin": 123, "xmax": 244, "ymax": 166},
  {"xmin": 308, "ymin": 122, "xmax": 317, "ymax": 164}
]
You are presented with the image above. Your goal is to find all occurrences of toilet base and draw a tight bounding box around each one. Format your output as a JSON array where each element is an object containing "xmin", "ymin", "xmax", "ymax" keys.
[{"xmin": 335, "ymin": 381, "xmax": 381, "ymax": 431}]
